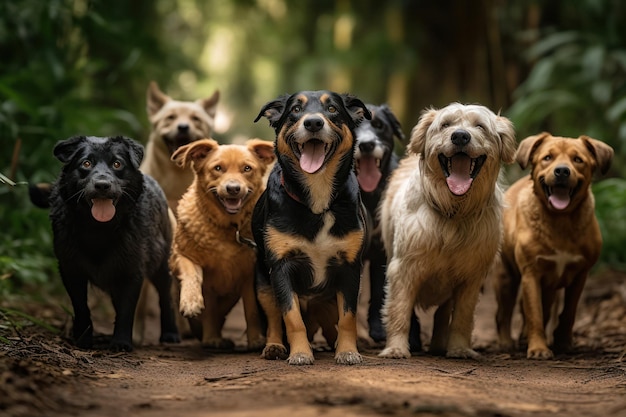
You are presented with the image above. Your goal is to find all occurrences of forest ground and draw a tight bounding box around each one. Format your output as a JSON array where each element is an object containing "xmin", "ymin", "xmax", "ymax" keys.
[{"xmin": 1, "ymin": 268, "xmax": 625, "ymax": 417}]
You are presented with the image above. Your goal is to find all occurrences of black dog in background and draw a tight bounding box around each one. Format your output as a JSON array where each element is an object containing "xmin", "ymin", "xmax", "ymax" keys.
[
  {"xmin": 355, "ymin": 104, "xmax": 421, "ymax": 351},
  {"xmin": 31, "ymin": 135, "xmax": 179, "ymax": 351}
]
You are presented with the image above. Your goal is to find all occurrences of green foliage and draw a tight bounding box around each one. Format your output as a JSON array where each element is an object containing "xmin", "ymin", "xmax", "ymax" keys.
[{"xmin": 593, "ymin": 178, "xmax": 626, "ymax": 268}]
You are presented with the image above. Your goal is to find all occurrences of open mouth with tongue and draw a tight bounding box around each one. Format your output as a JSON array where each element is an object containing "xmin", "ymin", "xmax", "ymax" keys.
[
  {"xmin": 542, "ymin": 182, "xmax": 578, "ymax": 210},
  {"xmin": 438, "ymin": 153, "xmax": 487, "ymax": 196},
  {"xmin": 356, "ymin": 155, "xmax": 382, "ymax": 192},
  {"xmin": 91, "ymin": 198, "xmax": 117, "ymax": 222},
  {"xmin": 215, "ymin": 192, "xmax": 249, "ymax": 214},
  {"xmin": 297, "ymin": 139, "xmax": 331, "ymax": 174}
]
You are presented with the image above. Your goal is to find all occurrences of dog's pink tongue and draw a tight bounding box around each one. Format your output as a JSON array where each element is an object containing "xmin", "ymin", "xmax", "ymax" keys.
[
  {"xmin": 357, "ymin": 156, "xmax": 382, "ymax": 192},
  {"xmin": 300, "ymin": 140, "xmax": 326, "ymax": 174},
  {"xmin": 549, "ymin": 188, "xmax": 570, "ymax": 210},
  {"xmin": 446, "ymin": 154, "xmax": 473, "ymax": 196},
  {"xmin": 91, "ymin": 199, "xmax": 116, "ymax": 222}
]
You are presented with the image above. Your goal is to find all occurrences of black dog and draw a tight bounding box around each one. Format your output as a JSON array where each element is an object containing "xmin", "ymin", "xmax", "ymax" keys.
[
  {"xmin": 354, "ymin": 104, "xmax": 422, "ymax": 352},
  {"xmin": 33, "ymin": 135, "xmax": 179, "ymax": 351},
  {"xmin": 253, "ymin": 91, "xmax": 371, "ymax": 365}
]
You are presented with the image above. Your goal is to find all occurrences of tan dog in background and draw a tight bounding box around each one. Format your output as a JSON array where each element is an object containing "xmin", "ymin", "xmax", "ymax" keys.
[
  {"xmin": 170, "ymin": 138, "xmax": 275, "ymax": 351},
  {"xmin": 494, "ymin": 132, "xmax": 613, "ymax": 359},
  {"xmin": 379, "ymin": 103, "xmax": 516, "ymax": 359},
  {"xmin": 140, "ymin": 81, "xmax": 220, "ymax": 213}
]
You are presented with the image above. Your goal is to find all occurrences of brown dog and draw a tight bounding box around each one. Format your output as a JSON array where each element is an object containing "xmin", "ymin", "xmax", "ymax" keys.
[
  {"xmin": 140, "ymin": 81, "xmax": 220, "ymax": 213},
  {"xmin": 494, "ymin": 132, "xmax": 613, "ymax": 359},
  {"xmin": 378, "ymin": 103, "xmax": 516, "ymax": 359},
  {"xmin": 169, "ymin": 138, "xmax": 275, "ymax": 351}
]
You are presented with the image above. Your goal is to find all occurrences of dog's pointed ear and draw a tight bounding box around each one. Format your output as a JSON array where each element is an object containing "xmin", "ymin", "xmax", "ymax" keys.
[
  {"xmin": 254, "ymin": 95, "xmax": 289, "ymax": 128},
  {"xmin": 53, "ymin": 136, "xmax": 87, "ymax": 164},
  {"xmin": 408, "ymin": 108, "xmax": 438, "ymax": 155},
  {"xmin": 381, "ymin": 104, "xmax": 406, "ymax": 142},
  {"xmin": 515, "ymin": 132, "xmax": 551, "ymax": 170},
  {"xmin": 147, "ymin": 81, "xmax": 171, "ymax": 117},
  {"xmin": 171, "ymin": 138, "xmax": 219, "ymax": 169},
  {"xmin": 495, "ymin": 114, "xmax": 516, "ymax": 164},
  {"xmin": 580, "ymin": 135, "xmax": 614, "ymax": 176},
  {"xmin": 121, "ymin": 136, "xmax": 145, "ymax": 169},
  {"xmin": 247, "ymin": 138, "xmax": 276, "ymax": 166},
  {"xmin": 197, "ymin": 90, "xmax": 220, "ymax": 118},
  {"xmin": 342, "ymin": 94, "xmax": 372, "ymax": 125}
]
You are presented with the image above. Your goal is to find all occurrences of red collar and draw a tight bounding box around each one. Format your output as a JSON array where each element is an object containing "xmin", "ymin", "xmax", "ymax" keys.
[{"xmin": 280, "ymin": 173, "xmax": 303, "ymax": 204}]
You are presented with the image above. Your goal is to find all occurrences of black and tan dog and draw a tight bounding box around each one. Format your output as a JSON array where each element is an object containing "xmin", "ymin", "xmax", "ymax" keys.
[
  {"xmin": 36, "ymin": 135, "xmax": 180, "ymax": 351},
  {"xmin": 494, "ymin": 132, "xmax": 613, "ymax": 359},
  {"xmin": 354, "ymin": 104, "xmax": 421, "ymax": 351},
  {"xmin": 252, "ymin": 90, "xmax": 371, "ymax": 365}
]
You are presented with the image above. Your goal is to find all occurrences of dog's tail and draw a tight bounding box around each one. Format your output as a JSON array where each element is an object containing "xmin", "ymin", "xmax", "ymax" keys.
[{"xmin": 29, "ymin": 183, "xmax": 52, "ymax": 209}]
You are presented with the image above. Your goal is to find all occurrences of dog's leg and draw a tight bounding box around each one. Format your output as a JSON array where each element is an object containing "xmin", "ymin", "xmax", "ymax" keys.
[
  {"xmin": 521, "ymin": 274, "xmax": 553, "ymax": 359},
  {"xmin": 335, "ymin": 292, "xmax": 363, "ymax": 365},
  {"xmin": 445, "ymin": 280, "xmax": 482, "ymax": 359},
  {"xmin": 257, "ymin": 285, "xmax": 288, "ymax": 360},
  {"xmin": 494, "ymin": 261, "xmax": 521, "ymax": 351},
  {"xmin": 367, "ymin": 251, "xmax": 387, "ymax": 343},
  {"xmin": 430, "ymin": 299, "xmax": 452, "ymax": 356},
  {"xmin": 283, "ymin": 294, "xmax": 315, "ymax": 365},
  {"xmin": 198, "ymin": 292, "xmax": 234, "ymax": 351},
  {"xmin": 241, "ymin": 281, "xmax": 266, "ymax": 351},
  {"xmin": 152, "ymin": 260, "xmax": 180, "ymax": 344},
  {"xmin": 378, "ymin": 258, "xmax": 416, "ymax": 359},
  {"xmin": 61, "ymin": 271, "xmax": 93, "ymax": 349},
  {"xmin": 175, "ymin": 255, "xmax": 205, "ymax": 317},
  {"xmin": 553, "ymin": 271, "xmax": 587, "ymax": 353},
  {"xmin": 109, "ymin": 277, "xmax": 143, "ymax": 352}
]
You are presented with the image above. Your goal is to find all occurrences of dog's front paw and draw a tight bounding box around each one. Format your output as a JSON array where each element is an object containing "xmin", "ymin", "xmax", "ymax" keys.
[
  {"xmin": 446, "ymin": 347, "xmax": 480, "ymax": 359},
  {"xmin": 261, "ymin": 343, "xmax": 288, "ymax": 360},
  {"xmin": 527, "ymin": 347, "xmax": 554, "ymax": 360},
  {"xmin": 178, "ymin": 290, "xmax": 204, "ymax": 318},
  {"xmin": 378, "ymin": 346, "xmax": 411, "ymax": 359},
  {"xmin": 202, "ymin": 338, "xmax": 235, "ymax": 352},
  {"xmin": 335, "ymin": 351, "xmax": 362, "ymax": 365},
  {"xmin": 160, "ymin": 332, "xmax": 181, "ymax": 344},
  {"xmin": 287, "ymin": 352, "xmax": 315, "ymax": 366},
  {"xmin": 109, "ymin": 338, "xmax": 133, "ymax": 352}
]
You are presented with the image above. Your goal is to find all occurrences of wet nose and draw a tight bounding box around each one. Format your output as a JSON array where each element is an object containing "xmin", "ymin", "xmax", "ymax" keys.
[
  {"xmin": 554, "ymin": 165, "xmax": 570, "ymax": 178},
  {"xmin": 226, "ymin": 183, "xmax": 241, "ymax": 195},
  {"xmin": 178, "ymin": 123, "xmax": 189, "ymax": 132},
  {"xmin": 451, "ymin": 129, "xmax": 471, "ymax": 146},
  {"xmin": 94, "ymin": 180, "xmax": 111, "ymax": 191},
  {"xmin": 304, "ymin": 116, "xmax": 324, "ymax": 133},
  {"xmin": 359, "ymin": 141, "xmax": 375, "ymax": 153}
]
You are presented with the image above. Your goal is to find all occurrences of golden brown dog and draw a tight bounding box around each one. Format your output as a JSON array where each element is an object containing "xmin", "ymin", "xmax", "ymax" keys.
[
  {"xmin": 494, "ymin": 132, "xmax": 613, "ymax": 359},
  {"xmin": 169, "ymin": 138, "xmax": 275, "ymax": 351},
  {"xmin": 140, "ymin": 81, "xmax": 220, "ymax": 213},
  {"xmin": 378, "ymin": 103, "xmax": 516, "ymax": 359}
]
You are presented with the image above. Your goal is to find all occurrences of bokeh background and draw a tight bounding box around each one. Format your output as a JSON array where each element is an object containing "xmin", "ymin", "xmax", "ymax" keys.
[{"xmin": 1, "ymin": 0, "xmax": 625, "ymax": 294}]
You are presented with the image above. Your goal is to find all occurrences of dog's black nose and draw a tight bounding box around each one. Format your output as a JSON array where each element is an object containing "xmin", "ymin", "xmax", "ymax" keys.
[
  {"xmin": 94, "ymin": 180, "xmax": 111, "ymax": 191},
  {"xmin": 178, "ymin": 123, "xmax": 190, "ymax": 132},
  {"xmin": 451, "ymin": 129, "xmax": 471, "ymax": 146},
  {"xmin": 359, "ymin": 141, "xmax": 375, "ymax": 153},
  {"xmin": 226, "ymin": 184, "xmax": 241, "ymax": 195},
  {"xmin": 304, "ymin": 116, "xmax": 324, "ymax": 132},
  {"xmin": 554, "ymin": 166, "xmax": 570, "ymax": 178}
]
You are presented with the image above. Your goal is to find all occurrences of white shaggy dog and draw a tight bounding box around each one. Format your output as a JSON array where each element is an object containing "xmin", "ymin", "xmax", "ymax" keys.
[{"xmin": 378, "ymin": 103, "xmax": 516, "ymax": 359}]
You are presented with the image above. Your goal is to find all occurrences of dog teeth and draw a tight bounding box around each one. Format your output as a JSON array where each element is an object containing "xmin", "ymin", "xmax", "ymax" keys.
[
  {"xmin": 470, "ymin": 159, "xmax": 476, "ymax": 173},
  {"xmin": 376, "ymin": 159, "xmax": 381, "ymax": 168}
]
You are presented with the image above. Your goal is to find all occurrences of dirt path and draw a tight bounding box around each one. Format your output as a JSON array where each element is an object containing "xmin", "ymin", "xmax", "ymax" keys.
[{"xmin": 2, "ymin": 271, "xmax": 625, "ymax": 417}]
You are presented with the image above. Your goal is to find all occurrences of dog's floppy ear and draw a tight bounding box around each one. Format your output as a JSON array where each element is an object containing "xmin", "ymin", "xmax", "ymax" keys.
[
  {"xmin": 147, "ymin": 81, "xmax": 171, "ymax": 117},
  {"xmin": 254, "ymin": 94, "xmax": 289, "ymax": 128},
  {"xmin": 197, "ymin": 90, "xmax": 220, "ymax": 118},
  {"xmin": 118, "ymin": 136, "xmax": 145, "ymax": 169},
  {"xmin": 408, "ymin": 108, "xmax": 438, "ymax": 155},
  {"xmin": 515, "ymin": 132, "xmax": 551, "ymax": 170},
  {"xmin": 580, "ymin": 135, "xmax": 614, "ymax": 176},
  {"xmin": 341, "ymin": 94, "xmax": 372, "ymax": 124},
  {"xmin": 171, "ymin": 138, "xmax": 219, "ymax": 169},
  {"xmin": 53, "ymin": 136, "xmax": 87, "ymax": 164},
  {"xmin": 247, "ymin": 138, "xmax": 276, "ymax": 166},
  {"xmin": 495, "ymin": 114, "xmax": 516, "ymax": 164},
  {"xmin": 381, "ymin": 104, "xmax": 406, "ymax": 142}
]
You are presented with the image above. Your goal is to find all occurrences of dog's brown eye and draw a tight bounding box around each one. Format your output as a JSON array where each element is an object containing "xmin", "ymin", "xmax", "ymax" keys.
[
  {"xmin": 476, "ymin": 124, "xmax": 485, "ymax": 130},
  {"xmin": 441, "ymin": 122, "xmax": 450, "ymax": 129},
  {"xmin": 191, "ymin": 116, "xmax": 200, "ymax": 122},
  {"xmin": 112, "ymin": 161, "xmax": 122, "ymax": 169},
  {"xmin": 327, "ymin": 105, "xmax": 337, "ymax": 113},
  {"xmin": 166, "ymin": 115, "xmax": 176, "ymax": 121},
  {"xmin": 215, "ymin": 165, "xmax": 222, "ymax": 172},
  {"xmin": 244, "ymin": 165, "xmax": 252, "ymax": 172},
  {"xmin": 81, "ymin": 160, "xmax": 92, "ymax": 169},
  {"xmin": 292, "ymin": 105, "xmax": 302, "ymax": 113},
  {"xmin": 543, "ymin": 155, "xmax": 552, "ymax": 161},
  {"xmin": 574, "ymin": 156, "xmax": 583, "ymax": 163}
]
